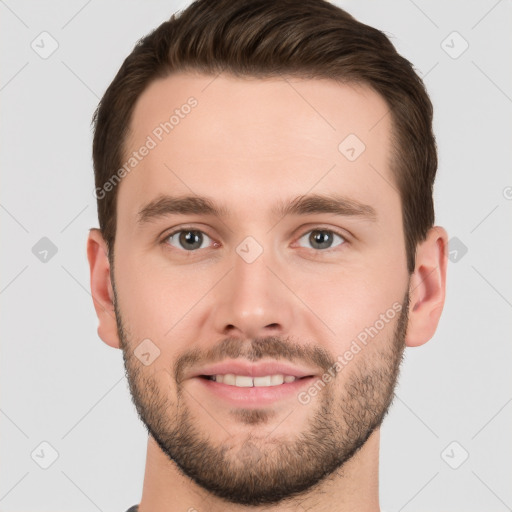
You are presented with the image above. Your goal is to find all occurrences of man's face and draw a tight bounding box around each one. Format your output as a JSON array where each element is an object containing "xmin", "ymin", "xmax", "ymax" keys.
[{"xmin": 111, "ymin": 72, "xmax": 411, "ymax": 505}]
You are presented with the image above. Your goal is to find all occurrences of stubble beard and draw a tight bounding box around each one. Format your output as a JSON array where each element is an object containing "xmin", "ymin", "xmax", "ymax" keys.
[{"xmin": 114, "ymin": 283, "xmax": 409, "ymax": 506}]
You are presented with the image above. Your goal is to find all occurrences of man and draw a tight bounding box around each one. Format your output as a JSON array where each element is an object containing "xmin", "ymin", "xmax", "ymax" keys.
[{"xmin": 87, "ymin": 0, "xmax": 448, "ymax": 510}]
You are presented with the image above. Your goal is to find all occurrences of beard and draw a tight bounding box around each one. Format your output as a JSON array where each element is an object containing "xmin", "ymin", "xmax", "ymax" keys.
[{"xmin": 113, "ymin": 281, "xmax": 409, "ymax": 507}]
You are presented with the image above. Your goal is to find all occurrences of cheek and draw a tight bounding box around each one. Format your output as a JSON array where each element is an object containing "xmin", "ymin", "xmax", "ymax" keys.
[
  {"xmin": 114, "ymin": 251, "xmax": 217, "ymax": 344},
  {"xmin": 114, "ymin": 260, "xmax": 173, "ymax": 337},
  {"xmin": 294, "ymin": 260, "xmax": 406, "ymax": 348}
]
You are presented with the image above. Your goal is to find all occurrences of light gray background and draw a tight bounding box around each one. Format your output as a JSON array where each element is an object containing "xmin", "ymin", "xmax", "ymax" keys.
[{"xmin": 1, "ymin": 1, "xmax": 511, "ymax": 511}]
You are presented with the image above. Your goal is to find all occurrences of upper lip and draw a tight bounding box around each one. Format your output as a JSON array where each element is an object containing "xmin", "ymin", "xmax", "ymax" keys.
[{"xmin": 188, "ymin": 360, "xmax": 319, "ymax": 379}]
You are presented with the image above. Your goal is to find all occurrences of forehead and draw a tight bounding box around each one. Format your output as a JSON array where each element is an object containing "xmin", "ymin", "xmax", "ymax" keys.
[{"xmin": 117, "ymin": 71, "xmax": 397, "ymax": 229}]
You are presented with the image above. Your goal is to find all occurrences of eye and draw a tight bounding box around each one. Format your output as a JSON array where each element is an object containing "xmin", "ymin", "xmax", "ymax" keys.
[
  {"xmin": 160, "ymin": 226, "xmax": 347, "ymax": 254},
  {"xmin": 162, "ymin": 228, "xmax": 215, "ymax": 252},
  {"xmin": 296, "ymin": 228, "xmax": 346, "ymax": 251}
]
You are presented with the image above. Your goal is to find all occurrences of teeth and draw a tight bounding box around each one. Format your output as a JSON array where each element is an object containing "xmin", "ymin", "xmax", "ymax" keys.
[
  {"xmin": 211, "ymin": 374, "xmax": 297, "ymax": 387},
  {"xmin": 271, "ymin": 374, "xmax": 284, "ymax": 385},
  {"xmin": 235, "ymin": 375, "xmax": 253, "ymax": 387}
]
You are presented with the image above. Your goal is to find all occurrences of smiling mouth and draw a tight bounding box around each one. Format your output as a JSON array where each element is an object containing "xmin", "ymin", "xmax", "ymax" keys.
[{"xmin": 199, "ymin": 374, "xmax": 313, "ymax": 388}]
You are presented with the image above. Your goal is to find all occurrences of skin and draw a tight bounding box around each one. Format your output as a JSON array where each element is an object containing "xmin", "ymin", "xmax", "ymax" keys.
[{"xmin": 87, "ymin": 72, "xmax": 448, "ymax": 512}]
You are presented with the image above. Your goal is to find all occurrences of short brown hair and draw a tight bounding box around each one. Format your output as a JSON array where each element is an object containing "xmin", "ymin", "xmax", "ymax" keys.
[{"xmin": 92, "ymin": 0, "xmax": 437, "ymax": 273}]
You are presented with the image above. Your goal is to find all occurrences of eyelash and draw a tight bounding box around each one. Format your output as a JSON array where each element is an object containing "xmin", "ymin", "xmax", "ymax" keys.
[{"xmin": 160, "ymin": 225, "xmax": 349, "ymax": 254}]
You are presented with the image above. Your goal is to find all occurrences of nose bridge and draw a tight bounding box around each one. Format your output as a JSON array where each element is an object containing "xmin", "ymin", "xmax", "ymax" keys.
[{"xmin": 213, "ymin": 236, "xmax": 294, "ymax": 338}]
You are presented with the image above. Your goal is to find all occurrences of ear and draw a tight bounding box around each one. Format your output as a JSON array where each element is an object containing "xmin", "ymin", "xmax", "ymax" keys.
[
  {"xmin": 405, "ymin": 226, "xmax": 449, "ymax": 347},
  {"xmin": 86, "ymin": 228, "xmax": 121, "ymax": 349}
]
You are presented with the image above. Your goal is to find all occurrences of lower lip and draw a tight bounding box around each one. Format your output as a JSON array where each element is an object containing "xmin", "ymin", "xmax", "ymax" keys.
[{"xmin": 192, "ymin": 376, "xmax": 317, "ymax": 407}]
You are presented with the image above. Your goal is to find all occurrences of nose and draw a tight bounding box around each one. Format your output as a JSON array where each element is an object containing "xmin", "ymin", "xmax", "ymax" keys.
[{"xmin": 211, "ymin": 243, "xmax": 296, "ymax": 340}]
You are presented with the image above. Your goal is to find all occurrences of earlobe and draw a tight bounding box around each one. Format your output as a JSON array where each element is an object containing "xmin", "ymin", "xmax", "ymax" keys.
[
  {"xmin": 86, "ymin": 228, "xmax": 121, "ymax": 349},
  {"xmin": 405, "ymin": 226, "xmax": 449, "ymax": 348}
]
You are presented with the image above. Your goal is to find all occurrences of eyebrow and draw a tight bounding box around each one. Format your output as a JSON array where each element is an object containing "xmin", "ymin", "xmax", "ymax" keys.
[{"xmin": 136, "ymin": 193, "xmax": 378, "ymax": 225}]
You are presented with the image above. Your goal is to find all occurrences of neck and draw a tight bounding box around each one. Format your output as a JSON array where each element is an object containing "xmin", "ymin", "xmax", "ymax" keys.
[{"xmin": 138, "ymin": 428, "xmax": 381, "ymax": 512}]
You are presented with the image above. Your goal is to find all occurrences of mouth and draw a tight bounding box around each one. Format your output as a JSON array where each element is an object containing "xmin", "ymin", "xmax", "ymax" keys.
[
  {"xmin": 192, "ymin": 373, "xmax": 318, "ymax": 407},
  {"xmin": 186, "ymin": 360, "xmax": 321, "ymax": 406},
  {"xmin": 198, "ymin": 374, "xmax": 312, "ymax": 388}
]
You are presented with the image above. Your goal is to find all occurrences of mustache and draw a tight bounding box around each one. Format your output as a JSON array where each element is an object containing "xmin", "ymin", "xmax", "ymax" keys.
[{"xmin": 174, "ymin": 336, "xmax": 335, "ymax": 384}]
